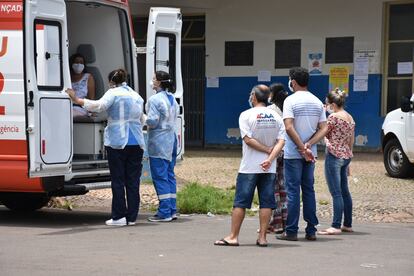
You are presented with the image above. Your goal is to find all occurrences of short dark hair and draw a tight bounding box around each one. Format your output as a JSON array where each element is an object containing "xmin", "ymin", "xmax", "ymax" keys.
[
  {"xmin": 155, "ymin": 71, "xmax": 175, "ymax": 93},
  {"xmin": 326, "ymin": 88, "xmax": 347, "ymax": 108},
  {"xmin": 252, "ymin": 85, "xmax": 270, "ymax": 104},
  {"xmin": 289, "ymin": 67, "xmax": 309, "ymax": 87},
  {"xmin": 108, "ymin": 69, "xmax": 127, "ymax": 85},
  {"xmin": 269, "ymin": 83, "xmax": 288, "ymax": 111}
]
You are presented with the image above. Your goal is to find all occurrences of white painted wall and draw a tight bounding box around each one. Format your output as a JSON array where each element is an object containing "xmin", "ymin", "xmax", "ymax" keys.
[{"xmin": 130, "ymin": 0, "xmax": 402, "ymax": 77}]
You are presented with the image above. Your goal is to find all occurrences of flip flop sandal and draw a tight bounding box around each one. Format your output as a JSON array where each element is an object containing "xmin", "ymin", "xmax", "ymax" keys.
[
  {"xmin": 256, "ymin": 240, "xmax": 268, "ymax": 247},
  {"xmin": 341, "ymin": 227, "xmax": 354, "ymax": 233},
  {"xmin": 214, "ymin": 238, "xmax": 239, "ymax": 246},
  {"xmin": 318, "ymin": 228, "xmax": 341, "ymax": 235}
]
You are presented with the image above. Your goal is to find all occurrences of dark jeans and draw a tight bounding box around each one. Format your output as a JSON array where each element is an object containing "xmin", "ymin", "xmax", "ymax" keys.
[
  {"xmin": 324, "ymin": 152, "xmax": 352, "ymax": 228},
  {"xmin": 284, "ymin": 158, "xmax": 319, "ymax": 236},
  {"xmin": 233, "ymin": 173, "xmax": 276, "ymax": 209},
  {"xmin": 106, "ymin": 145, "xmax": 143, "ymax": 222}
]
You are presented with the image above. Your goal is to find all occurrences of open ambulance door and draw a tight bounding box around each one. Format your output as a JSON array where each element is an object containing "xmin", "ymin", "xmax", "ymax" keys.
[
  {"xmin": 24, "ymin": 0, "xmax": 72, "ymax": 177},
  {"xmin": 146, "ymin": 7, "xmax": 184, "ymax": 159}
]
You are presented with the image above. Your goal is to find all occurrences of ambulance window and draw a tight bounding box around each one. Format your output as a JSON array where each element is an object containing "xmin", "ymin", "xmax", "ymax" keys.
[
  {"xmin": 34, "ymin": 20, "xmax": 63, "ymax": 90},
  {"xmin": 155, "ymin": 33, "xmax": 176, "ymax": 92}
]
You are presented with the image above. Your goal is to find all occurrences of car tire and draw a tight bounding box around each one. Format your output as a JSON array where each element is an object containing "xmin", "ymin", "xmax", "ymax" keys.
[
  {"xmin": 383, "ymin": 138, "xmax": 414, "ymax": 178},
  {"xmin": 0, "ymin": 193, "xmax": 50, "ymax": 211}
]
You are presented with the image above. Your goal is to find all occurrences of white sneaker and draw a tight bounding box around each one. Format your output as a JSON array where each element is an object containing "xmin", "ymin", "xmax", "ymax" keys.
[
  {"xmin": 128, "ymin": 221, "xmax": 136, "ymax": 226},
  {"xmin": 105, "ymin": 217, "xmax": 127, "ymax": 226}
]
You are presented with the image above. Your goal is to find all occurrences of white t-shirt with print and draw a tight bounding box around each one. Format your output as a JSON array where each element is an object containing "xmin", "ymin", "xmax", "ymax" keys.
[
  {"xmin": 282, "ymin": 91, "xmax": 326, "ymax": 159},
  {"xmin": 239, "ymin": 106, "xmax": 285, "ymax": 174}
]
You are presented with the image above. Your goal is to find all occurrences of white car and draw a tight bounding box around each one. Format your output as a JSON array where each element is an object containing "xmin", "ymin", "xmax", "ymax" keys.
[{"xmin": 382, "ymin": 95, "xmax": 414, "ymax": 178}]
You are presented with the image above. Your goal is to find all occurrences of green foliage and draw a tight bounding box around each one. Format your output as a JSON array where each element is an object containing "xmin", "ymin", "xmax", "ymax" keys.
[
  {"xmin": 177, "ymin": 182, "xmax": 260, "ymax": 215},
  {"xmin": 177, "ymin": 182, "xmax": 235, "ymax": 214}
]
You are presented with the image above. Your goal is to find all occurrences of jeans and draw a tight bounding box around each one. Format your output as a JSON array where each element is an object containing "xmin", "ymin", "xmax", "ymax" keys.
[
  {"xmin": 284, "ymin": 159, "xmax": 318, "ymax": 236},
  {"xmin": 106, "ymin": 145, "xmax": 143, "ymax": 222},
  {"xmin": 149, "ymin": 138, "xmax": 177, "ymax": 219},
  {"xmin": 324, "ymin": 152, "xmax": 352, "ymax": 229},
  {"xmin": 233, "ymin": 173, "xmax": 276, "ymax": 209}
]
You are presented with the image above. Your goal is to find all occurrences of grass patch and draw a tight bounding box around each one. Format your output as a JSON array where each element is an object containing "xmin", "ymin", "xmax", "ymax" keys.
[{"xmin": 177, "ymin": 182, "xmax": 259, "ymax": 215}]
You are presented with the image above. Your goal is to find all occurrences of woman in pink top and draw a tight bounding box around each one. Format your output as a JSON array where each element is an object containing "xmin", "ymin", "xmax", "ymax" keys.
[{"xmin": 319, "ymin": 89, "xmax": 355, "ymax": 235}]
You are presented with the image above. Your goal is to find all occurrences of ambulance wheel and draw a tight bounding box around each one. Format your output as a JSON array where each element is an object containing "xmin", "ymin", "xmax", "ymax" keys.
[{"xmin": 0, "ymin": 193, "xmax": 50, "ymax": 211}]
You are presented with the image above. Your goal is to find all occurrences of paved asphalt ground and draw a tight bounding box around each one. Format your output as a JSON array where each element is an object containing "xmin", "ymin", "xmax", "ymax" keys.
[{"xmin": 0, "ymin": 207, "xmax": 413, "ymax": 276}]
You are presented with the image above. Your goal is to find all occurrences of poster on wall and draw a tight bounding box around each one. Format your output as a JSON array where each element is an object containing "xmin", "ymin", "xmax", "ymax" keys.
[
  {"xmin": 354, "ymin": 50, "xmax": 379, "ymax": 74},
  {"xmin": 354, "ymin": 51, "xmax": 369, "ymax": 92},
  {"xmin": 308, "ymin": 53, "xmax": 323, "ymax": 75},
  {"xmin": 258, "ymin": 70, "xmax": 271, "ymax": 82},
  {"xmin": 206, "ymin": 77, "xmax": 219, "ymax": 88},
  {"xmin": 329, "ymin": 67, "xmax": 349, "ymax": 93},
  {"xmin": 397, "ymin": 62, "xmax": 413, "ymax": 75}
]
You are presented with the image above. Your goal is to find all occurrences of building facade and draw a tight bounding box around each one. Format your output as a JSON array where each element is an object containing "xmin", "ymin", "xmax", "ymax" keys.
[{"xmin": 130, "ymin": 0, "xmax": 414, "ymax": 149}]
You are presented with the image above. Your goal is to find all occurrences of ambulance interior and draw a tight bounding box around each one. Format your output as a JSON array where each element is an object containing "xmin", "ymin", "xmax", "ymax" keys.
[{"xmin": 65, "ymin": 1, "xmax": 135, "ymax": 182}]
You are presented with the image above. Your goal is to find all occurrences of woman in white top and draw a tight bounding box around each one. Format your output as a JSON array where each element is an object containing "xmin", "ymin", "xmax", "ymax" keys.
[{"xmin": 70, "ymin": 53, "xmax": 96, "ymax": 117}]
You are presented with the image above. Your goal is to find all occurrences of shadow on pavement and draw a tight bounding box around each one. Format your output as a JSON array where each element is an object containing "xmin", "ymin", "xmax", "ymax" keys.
[
  {"xmin": 0, "ymin": 207, "xmax": 192, "ymax": 229},
  {"xmin": 240, "ymin": 243, "xmax": 301, "ymax": 249}
]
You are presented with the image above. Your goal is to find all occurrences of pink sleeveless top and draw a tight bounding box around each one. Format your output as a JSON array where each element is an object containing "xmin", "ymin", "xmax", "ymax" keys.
[{"xmin": 325, "ymin": 115, "xmax": 355, "ymax": 159}]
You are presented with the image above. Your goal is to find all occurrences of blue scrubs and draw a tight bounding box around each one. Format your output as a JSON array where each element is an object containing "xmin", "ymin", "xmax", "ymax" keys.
[{"xmin": 146, "ymin": 90, "xmax": 179, "ymax": 219}]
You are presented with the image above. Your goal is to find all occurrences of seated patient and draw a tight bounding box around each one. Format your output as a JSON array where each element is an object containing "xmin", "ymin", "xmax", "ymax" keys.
[{"xmin": 70, "ymin": 53, "xmax": 96, "ymax": 118}]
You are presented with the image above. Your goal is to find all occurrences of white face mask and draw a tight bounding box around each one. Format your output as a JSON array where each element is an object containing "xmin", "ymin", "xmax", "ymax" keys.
[
  {"xmin": 288, "ymin": 79, "xmax": 294, "ymax": 92},
  {"xmin": 149, "ymin": 80, "xmax": 154, "ymax": 90},
  {"xmin": 326, "ymin": 104, "xmax": 334, "ymax": 114},
  {"xmin": 248, "ymin": 95, "xmax": 254, "ymax": 108},
  {"xmin": 72, "ymin": 63, "xmax": 84, "ymax": 74}
]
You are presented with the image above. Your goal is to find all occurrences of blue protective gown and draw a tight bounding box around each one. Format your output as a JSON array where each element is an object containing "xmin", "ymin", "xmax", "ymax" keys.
[
  {"xmin": 146, "ymin": 90, "xmax": 179, "ymax": 218},
  {"xmin": 83, "ymin": 82, "xmax": 145, "ymax": 150}
]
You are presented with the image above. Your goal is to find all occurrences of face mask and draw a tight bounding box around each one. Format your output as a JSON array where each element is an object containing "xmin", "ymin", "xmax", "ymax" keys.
[
  {"xmin": 326, "ymin": 105, "xmax": 334, "ymax": 114},
  {"xmin": 288, "ymin": 79, "xmax": 294, "ymax": 92},
  {"xmin": 149, "ymin": 80, "xmax": 154, "ymax": 90},
  {"xmin": 268, "ymin": 98, "xmax": 272, "ymax": 104},
  {"xmin": 248, "ymin": 95, "xmax": 253, "ymax": 108},
  {"xmin": 72, "ymin": 63, "xmax": 84, "ymax": 74}
]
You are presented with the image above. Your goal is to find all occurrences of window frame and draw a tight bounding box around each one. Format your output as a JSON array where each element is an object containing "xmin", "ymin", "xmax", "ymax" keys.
[
  {"xmin": 382, "ymin": 1, "xmax": 414, "ymax": 115},
  {"xmin": 325, "ymin": 36, "xmax": 354, "ymax": 64},
  {"xmin": 154, "ymin": 32, "xmax": 177, "ymax": 93},
  {"xmin": 224, "ymin": 41, "xmax": 254, "ymax": 66},
  {"xmin": 274, "ymin": 39, "xmax": 301, "ymax": 69},
  {"xmin": 33, "ymin": 19, "xmax": 63, "ymax": 91}
]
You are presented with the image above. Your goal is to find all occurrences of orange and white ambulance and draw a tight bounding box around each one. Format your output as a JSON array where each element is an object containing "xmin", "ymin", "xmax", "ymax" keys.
[{"xmin": 0, "ymin": 0, "xmax": 184, "ymax": 210}]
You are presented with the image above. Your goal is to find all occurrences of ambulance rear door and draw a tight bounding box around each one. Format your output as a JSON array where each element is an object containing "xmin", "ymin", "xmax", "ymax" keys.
[
  {"xmin": 146, "ymin": 7, "xmax": 184, "ymax": 159},
  {"xmin": 24, "ymin": 0, "xmax": 72, "ymax": 177}
]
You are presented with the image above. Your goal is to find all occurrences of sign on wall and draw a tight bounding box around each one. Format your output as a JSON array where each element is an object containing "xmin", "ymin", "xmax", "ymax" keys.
[
  {"xmin": 308, "ymin": 53, "xmax": 322, "ymax": 75},
  {"xmin": 354, "ymin": 52, "xmax": 369, "ymax": 92},
  {"xmin": 329, "ymin": 66, "xmax": 349, "ymax": 93}
]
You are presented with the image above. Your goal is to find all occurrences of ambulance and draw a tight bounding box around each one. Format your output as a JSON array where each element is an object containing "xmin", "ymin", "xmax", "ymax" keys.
[{"xmin": 0, "ymin": 0, "xmax": 184, "ymax": 211}]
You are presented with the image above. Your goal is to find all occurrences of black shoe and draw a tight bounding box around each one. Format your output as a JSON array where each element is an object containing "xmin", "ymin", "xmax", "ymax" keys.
[
  {"xmin": 305, "ymin": 234, "xmax": 317, "ymax": 241},
  {"xmin": 276, "ymin": 232, "xmax": 298, "ymax": 241}
]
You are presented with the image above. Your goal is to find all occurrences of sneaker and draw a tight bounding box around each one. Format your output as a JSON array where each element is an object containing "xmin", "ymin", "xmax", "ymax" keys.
[
  {"xmin": 105, "ymin": 217, "xmax": 127, "ymax": 226},
  {"xmin": 172, "ymin": 214, "xmax": 178, "ymax": 221},
  {"xmin": 276, "ymin": 232, "xmax": 298, "ymax": 241},
  {"xmin": 305, "ymin": 234, "xmax": 317, "ymax": 241},
  {"xmin": 147, "ymin": 216, "xmax": 173, "ymax": 222},
  {"xmin": 128, "ymin": 221, "xmax": 136, "ymax": 226}
]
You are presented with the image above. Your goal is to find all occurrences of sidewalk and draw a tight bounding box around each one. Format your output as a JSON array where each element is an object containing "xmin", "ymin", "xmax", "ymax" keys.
[{"xmin": 0, "ymin": 207, "xmax": 413, "ymax": 276}]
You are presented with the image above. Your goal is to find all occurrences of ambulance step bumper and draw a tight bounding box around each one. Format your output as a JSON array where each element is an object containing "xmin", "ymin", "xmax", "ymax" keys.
[
  {"xmin": 80, "ymin": 181, "xmax": 112, "ymax": 191},
  {"xmin": 71, "ymin": 169, "xmax": 110, "ymax": 178}
]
